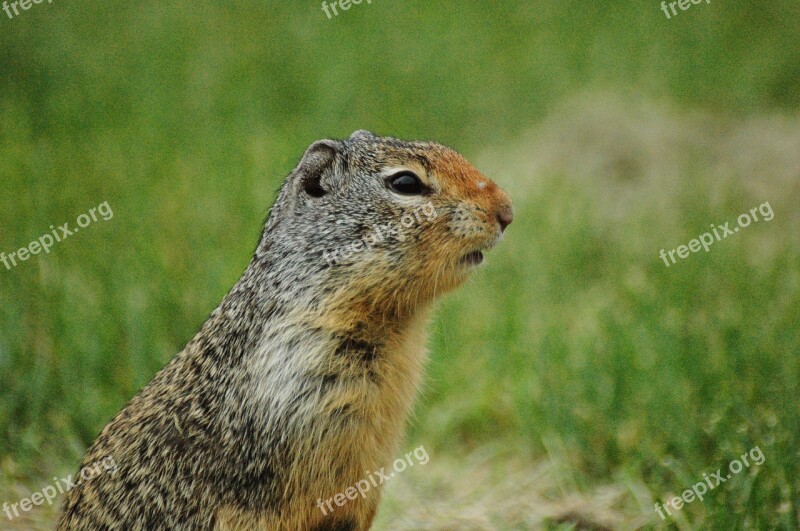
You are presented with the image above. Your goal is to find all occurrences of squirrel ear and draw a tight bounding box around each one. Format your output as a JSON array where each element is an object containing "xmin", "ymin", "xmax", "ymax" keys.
[
  {"xmin": 349, "ymin": 130, "xmax": 377, "ymax": 142},
  {"xmin": 294, "ymin": 139, "xmax": 342, "ymax": 198}
]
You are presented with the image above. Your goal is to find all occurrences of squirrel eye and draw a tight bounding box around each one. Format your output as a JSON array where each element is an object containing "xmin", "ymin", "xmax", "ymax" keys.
[{"xmin": 388, "ymin": 171, "xmax": 426, "ymax": 195}]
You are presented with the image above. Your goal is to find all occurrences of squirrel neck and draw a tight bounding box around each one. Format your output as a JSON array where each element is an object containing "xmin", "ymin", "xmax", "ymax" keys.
[
  {"xmin": 198, "ymin": 254, "xmax": 434, "ymax": 373},
  {"xmin": 237, "ymin": 250, "xmax": 432, "ymax": 339}
]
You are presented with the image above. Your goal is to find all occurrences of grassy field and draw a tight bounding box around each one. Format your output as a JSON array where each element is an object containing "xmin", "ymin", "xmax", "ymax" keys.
[{"xmin": 1, "ymin": 1, "xmax": 799, "ymax": 529}]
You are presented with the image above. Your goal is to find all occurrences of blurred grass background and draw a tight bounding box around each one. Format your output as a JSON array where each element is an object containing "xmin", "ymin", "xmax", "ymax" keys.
[{"xmin": 0, "ymin": 1, "xmax": 799, "ymax": 529}]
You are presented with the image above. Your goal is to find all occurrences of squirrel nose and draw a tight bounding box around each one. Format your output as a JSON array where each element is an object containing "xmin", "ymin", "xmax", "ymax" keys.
[{"xmin": 496, "ymin": 205, "xmax": 514, "ymax": 232}]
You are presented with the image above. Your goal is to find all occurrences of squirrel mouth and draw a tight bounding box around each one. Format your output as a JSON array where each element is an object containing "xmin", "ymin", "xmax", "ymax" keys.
[{"xmin": 461, "ymin": 250, "xmax": 484, "ymax": 266}]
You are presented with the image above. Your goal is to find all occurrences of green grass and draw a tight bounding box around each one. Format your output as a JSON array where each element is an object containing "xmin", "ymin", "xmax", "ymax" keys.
[{"xmin": 1, "ymin": 1, "xmax": 799, "ymax": 528}]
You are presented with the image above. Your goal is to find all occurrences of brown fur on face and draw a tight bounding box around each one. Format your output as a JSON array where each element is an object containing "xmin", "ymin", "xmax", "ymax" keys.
[{"xmin": 317, "ymin": 136, "xmax": 514, "ymax": 323}]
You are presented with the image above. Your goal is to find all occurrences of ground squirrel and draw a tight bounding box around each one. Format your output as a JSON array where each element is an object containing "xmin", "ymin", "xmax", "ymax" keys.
[{"xmin": 56, "ymin": 130, "xmax": 513, "ymax": 530}]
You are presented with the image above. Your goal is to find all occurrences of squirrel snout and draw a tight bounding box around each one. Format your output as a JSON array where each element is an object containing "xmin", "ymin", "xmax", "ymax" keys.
[{"xmin": 496, "ymin": 205, "xmax": 514, "ymax": 232}]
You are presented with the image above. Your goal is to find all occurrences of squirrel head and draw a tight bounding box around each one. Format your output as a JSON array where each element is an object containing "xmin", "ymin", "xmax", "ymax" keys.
[{"xmin": 258, "ymin": 131, "xmax": 513, "ymax": 322}]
